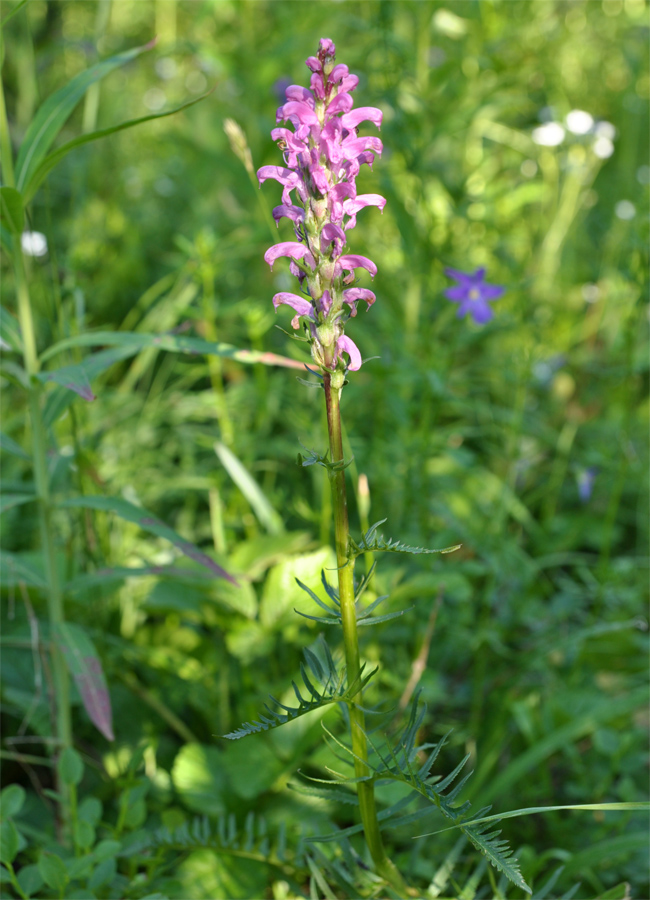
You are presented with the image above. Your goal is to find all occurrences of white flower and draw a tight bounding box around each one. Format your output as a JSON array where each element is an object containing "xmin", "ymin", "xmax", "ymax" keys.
[
  {"xmin": 565, "ymin": 110, "xmax": 594, "ymax": 134},
  {"xmin": 21, "ymin": 231, "xmax": 48, "ymax": 257},
  {"xmin": 532, "ymin": 122, "xmax": 565, "ymax": 147}
]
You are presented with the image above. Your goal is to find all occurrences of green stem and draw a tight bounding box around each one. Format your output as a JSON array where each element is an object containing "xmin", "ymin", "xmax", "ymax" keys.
[
  {"xmin": 13, "ymin": 243, "xmax": 73, "ymax": 837},
  {"xmin": 323, "ymin": 375, "xmax": 408, "ymax": 893}
]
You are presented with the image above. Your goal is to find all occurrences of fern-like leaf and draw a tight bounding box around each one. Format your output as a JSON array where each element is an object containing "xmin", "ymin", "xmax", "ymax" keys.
[
  {"xmin": 348, "ymin": 519, "xmax": 461, "ymax": 560},
  {"xmin": 222, "ymin": 637, "xmax": 377, "ymax": 739},
  {"xmin": 294, "ymin": 567, "xmax": 410, "ymax": 627},
  {"xmin": 307, "ymin": 692, "xmax": 531, "ymax": 894}
]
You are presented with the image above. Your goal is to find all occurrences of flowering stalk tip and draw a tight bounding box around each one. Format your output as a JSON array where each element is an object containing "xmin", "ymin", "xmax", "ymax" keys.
[{"xmin": 259, "ymin": 39, "xmax": 386, "ymax": 375}]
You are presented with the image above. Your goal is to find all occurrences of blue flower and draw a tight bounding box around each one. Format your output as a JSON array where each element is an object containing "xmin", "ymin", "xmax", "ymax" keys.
[{"xmin": 444, "ymin": 267, "xmax": 505, "ymax": 324}]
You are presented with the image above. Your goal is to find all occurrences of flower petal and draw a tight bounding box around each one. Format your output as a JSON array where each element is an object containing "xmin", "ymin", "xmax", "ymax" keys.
[
  {"xmin": 264, "ymin": 242, "xmax": 315, "ymax": 270},
  {"xmin": 338, "ymin": 254, "xmax": 377, "ymax": 279},
  {"xmin": 343, "ymin": 288, "xmax": 376, "ymax": 309},
  {"xmin": 337, "ymin": 335, "xmax": 362, "ymax": 371},
  {"xmin": 272, "ymin": 292, "xmax": 314, "ymax": 323},
  {"xmin": 340, "ymin": 106, "xmax": 383, "ymax": 130}
]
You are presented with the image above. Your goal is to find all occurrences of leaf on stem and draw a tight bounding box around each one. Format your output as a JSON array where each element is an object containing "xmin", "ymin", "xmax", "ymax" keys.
[
  {"xmin": 348, "ymin": 519, "xmax": 461, "ymax": 560},
  {"xmin": 54, "ymin": 622, "xmax": 114, "ymax": 741}
]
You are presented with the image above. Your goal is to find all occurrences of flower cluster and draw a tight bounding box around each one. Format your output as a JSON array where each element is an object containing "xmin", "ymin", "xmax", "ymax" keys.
[{"xmin": 258, "ymin": 39, "xmax": 385, "ymax": 383}]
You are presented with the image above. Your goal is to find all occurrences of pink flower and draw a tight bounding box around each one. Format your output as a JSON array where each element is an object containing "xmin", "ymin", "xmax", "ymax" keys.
[{"xmin": 258, "ymin": 39, "xmax": 386, "ymax": 375}]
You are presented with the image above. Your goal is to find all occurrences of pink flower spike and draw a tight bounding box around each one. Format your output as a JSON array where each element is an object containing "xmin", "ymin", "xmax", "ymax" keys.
[
  {"xmin": 264, "ymin": 242, "xmax": 315, "ymax": 271},
  {"xmin": 343, "ymin": 288, "xmax": 376, "ymax": 310},
  {"xmin": 340, "ymin": 107, "xmax": 383, "ymax": 130},
  {"xmin": 272, "ymin": 292, "xmax": 314, "ymax": 326},
  {"xmin": 338, "ymin": 254, "xmax": 377, "ymax": 279},
  {"xmin": 337, "ymin": 335, "xmax": 362, "ymax": 371}
]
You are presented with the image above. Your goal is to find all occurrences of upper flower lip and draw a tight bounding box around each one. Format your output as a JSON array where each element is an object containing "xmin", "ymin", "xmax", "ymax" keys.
[{"xmin": 264, "ymin": 242, "xmax": 316, "ymax": 271}]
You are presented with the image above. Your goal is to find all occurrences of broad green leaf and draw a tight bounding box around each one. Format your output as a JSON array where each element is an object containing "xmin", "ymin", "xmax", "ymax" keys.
[
  {"xmin": 260, "ymin": 547, "xmax": 335, "ymax": 629},
  {"xmin": 215, "ymin": 441, "xmax": 284, "ymax": 536},
  {"xmin": 15, "ymin": 41, "xmax": 155, "ymax": 195},
  {"xmin": 0, "ymin": 434, "xmax": 30, "ymax": 460},
  {"xmin": 0, "ymin": 306, "xmax": 22, "ymax": 353},
  {"xmin": 37, "ymin": 851, "xmax": 68, "ymax": 892},
  {"xmin": 0, "ymin": 820, "xmax": 19, "ymax": 864},
  {"xmin": 92, "ymin": 839, "xmax": 120, "ymax": 862},
  {"xmin": 0, "ymin": 784, "xmax": 26, "ymax": 819},
  {"xmin": 88, "ymin": 856, "xmax": 116, "ymax": 890},
  {"xmin": 22, "ymin": 93, "xmax": 211, "ymax": 204},
  {"xmin": 40, "ymin": 329, "xmax": 306, "ymax": 370},
  {"xmin": 16, "ymin": 863, "xmax": 43, "ymax": 897},
  {"xmin": 58, "ymin": 746, "xmax": 84, "ymax": 786},
  {"xmin": 60, "ymin": 495, "xmax": 236, "ymax": 584},
  {"xmin": 0, "ymin": 493, "xmax": 36, "ymax": 514},
  {"xmin": 54, "ymin": 622, "xmax": 114, "ymax": 741},
  {"xmin": 0, "ymin": 187, "xmax": 24, "ymax": 234}
]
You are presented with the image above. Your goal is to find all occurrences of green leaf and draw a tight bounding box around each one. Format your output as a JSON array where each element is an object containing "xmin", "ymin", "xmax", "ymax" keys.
[
  {"xmin": 223, "ymin": 639, "xmax": 376, "ymax": 740},
  {"xmin": 74, "ymin": 819, "xmax": 95, "ymax": 851},
  {"xmin": 58, "ymin": 746, "xmax": 84, "ymax": 786},
  {"xmin": 215, "ymin": 441, "xmax": 284, "ymax": 536},
  {"xmin": 0, "ymin": 306, "xmax": 22, "ymax": 353},
  {"xmin": 39, "ymin": 328, "xmax": 305, "ymax": 370},
  {"xmin": 22, "ymin": 93, "xmax": 211, "ymax": 204},
  {"xmin": 0, "ymin": 433, "xmax": 30, "ymax": 460},
  {"xmin": 0, "ymin": 493, "xmax": 36, "ymax": 514},
  {"xmin": 37, "ymin": 851, "xmax": 69, "ymax": 892},
  {"xmin": 0, "ymin": 820, "xmax": 19, "ymax": 864},
  {"xmin": 0, "ymin": 784, "xmax": 26, "ymax": 819},
  {"xmin": 54, "ymin": 622, "xmax": 114, "ymax": 741},
  {"xmin": 16, "ymin": 863, "xmax": 43, "ymax": 897},
  {"xmin": 92, "ymin": 839, "xmax": 120, "ymax": 862},
  {"xmin": 88, "ymin": 857, "xmax": 116, "ymax": 890},
  {"xmin": 59, "ymin": 495, "xmax": 236, "ymax": 584},
  {"xmin": 597, "ymin": 883, "xmax": 632, "ymax": 900},
  {"xmin": 0, "ymin": 187, "xmax": 24, "ymax": 234},
  {"xmin": 15, "ymin": 41, "xmax": 155, "ymax": 195},
  {"xmin": 0, "ymin": 551, "xmax": 47, "ymax": 589},
  {"xmin": 418, "ymin": 802, "xmax": 650, "ymax": 837},
  {"xmin": 348, "ymin": 519, "xmax": 461, "ymax": 560},
  {"xmin": 1, "ymin": 0, "xmax": 28, "ymax": 27}
]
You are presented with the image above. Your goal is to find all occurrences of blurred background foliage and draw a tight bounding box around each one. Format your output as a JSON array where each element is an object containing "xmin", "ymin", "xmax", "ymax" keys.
[{"xmin": 1, "ymin": 0, "xmax": 648, "ymax": 897}]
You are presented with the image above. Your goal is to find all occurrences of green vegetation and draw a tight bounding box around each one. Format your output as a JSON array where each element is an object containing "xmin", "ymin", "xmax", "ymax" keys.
[{"xmin": 1, "ymin": 1, "xmax": 648, "ymax": 898}]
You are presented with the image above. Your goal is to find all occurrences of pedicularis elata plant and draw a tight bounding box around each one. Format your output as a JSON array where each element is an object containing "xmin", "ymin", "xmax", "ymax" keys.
[{"xmin": 224, "ymin": 39, "xmax": 530, "ymax": 896}]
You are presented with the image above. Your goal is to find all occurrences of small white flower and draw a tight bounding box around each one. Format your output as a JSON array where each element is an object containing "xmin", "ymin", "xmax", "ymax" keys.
[
  {"xmin": 21, "ymin": 231, "xmax": 48, "ymax": 257},
  {"xmin": 565, "ymin": 109, "xmax": 594, "ymax": 134},
  {"xmin": 593, "ymin": 137, "xmax": 614, "ymax": 159},
  {"xmin": 532, "ymin": 122, "xmax": 565, "ymax": 146},
  {"xmin": 615, "ymin": 200, "xmax": 636, "ymax": 220}
]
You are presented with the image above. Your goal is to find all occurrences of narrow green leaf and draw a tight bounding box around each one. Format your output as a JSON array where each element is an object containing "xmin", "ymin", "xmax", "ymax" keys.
[
  {"xmin": 0, "ymin": 550, "xmax": 48, "ymax": 589},
  {"xmin": 54, "ymin": 622, "xmax": 114, "ymax": 741},
  {"xmin": 0, "ymin": 306, "xmax": 22, "ymax": 353},
  {"xmin": 215, "ymin": 441, "xmax": 284, "ymax": 536},
  {"xmin": 1, "ymin": 0, "xmax": 28, "ymax": 27},
  {"xmin": 40, "ymin": 329, "xmax": 306, "ymax": 370},
  {"xmin": 22, "ymin": 93, "xmax": 211, "ymax": 204},
  {"xmin": 416, "ymin": 802, "xmax": 650, "ymax": 838},
  {"xmin": 1, "ymin": 784, "xmax": 26, "ymax": 819},
  {"xmin": 0, "ymin": 493, "xmax": 36, "ymax": 514},
  {"xmin": 15, "ymin": 41, "xmax": 155, "ymax": 194},
  {"xmin": 0, "ymin": 434, "xmax": 30, "ymax": 460},
  {"xmin": 0, "ymin": 187, "xmax": 24, "ymax": 234},
  {"xmin": 59, "ymin": 495, "xmax": 236, "ymax": 584}
]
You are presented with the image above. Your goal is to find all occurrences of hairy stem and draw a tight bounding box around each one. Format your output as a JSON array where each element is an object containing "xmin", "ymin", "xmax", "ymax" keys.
[{"xmin": 323, "ymin": 375, "xmax": 408, "ymax": 892}]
